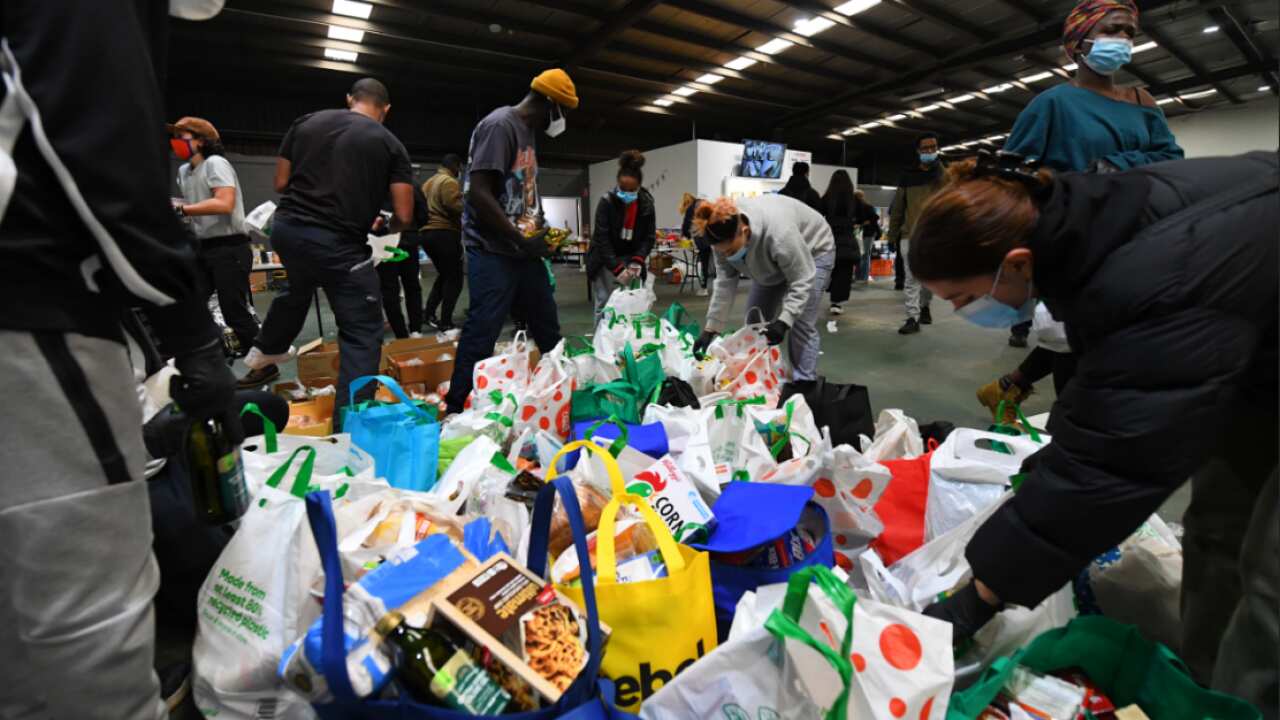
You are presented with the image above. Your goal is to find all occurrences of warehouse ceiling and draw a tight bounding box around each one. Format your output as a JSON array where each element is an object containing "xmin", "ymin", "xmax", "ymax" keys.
[{"xmin": 169, "ymin": 0, "xmax": 1279, "ymax": 161}]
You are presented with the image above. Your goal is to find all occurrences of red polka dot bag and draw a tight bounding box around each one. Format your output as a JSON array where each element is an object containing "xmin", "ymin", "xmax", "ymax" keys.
[
  {"xmin": 469, "ymin": 330, "xmax": 533, "ymax": 411},
  {"xmin": 514, "ymin": 353, "xmax": 577, "ymax": 439}
]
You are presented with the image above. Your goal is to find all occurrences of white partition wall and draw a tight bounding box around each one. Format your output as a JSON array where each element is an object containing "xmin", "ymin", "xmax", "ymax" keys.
[
  {"xmin": 1166, "ymin": 98, "xmax": 1279, "ymax": 158},
  {"xmin": 589, "ymin": 139, "xmax": 859, "ymax": 230}
]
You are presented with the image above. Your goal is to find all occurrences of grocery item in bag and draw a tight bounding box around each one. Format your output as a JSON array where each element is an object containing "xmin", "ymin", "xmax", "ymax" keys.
[
  {"xmin": 550, "ymin": 517, "xmax": 659, "ymax": 585},
  {"xmin": 627, "ymin": 455, "xmax": 716, "ymax": 544}
]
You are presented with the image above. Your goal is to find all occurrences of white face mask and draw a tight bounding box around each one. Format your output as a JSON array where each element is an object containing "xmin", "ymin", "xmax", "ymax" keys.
[{"xmin": 545, "ymin": 104, "xmax": 566, "ymax": 138}]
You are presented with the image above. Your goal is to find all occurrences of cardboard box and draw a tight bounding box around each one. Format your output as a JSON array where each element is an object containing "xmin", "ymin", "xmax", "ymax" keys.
[
  {"xmin": 272, "ymin": 381, "xmax": 309, "ymax": 402},
  {"xmin": 379, "ymin": 334, "xmax": 457, "ymax": 373},
  {"xmin": 389, "ymin": 344, "xmax": 457, "ymax": 389},
  {"xmin": 284, "ymin": 395, "xmax": 335, "ymax": 437},
  {"xmin": 297, "ymin": 339, "xmax": 341, "ymax": 385},
  {"xmin": 649, "ymin": 254, "xmax": 673, "ymax": 273},
  {"xmin": 431, "ymin": 553, "xmax": 607, "ymax": 706},
  {"xmin": 249, "ymin": 271, "xmax": 268, "ymax": 293}
]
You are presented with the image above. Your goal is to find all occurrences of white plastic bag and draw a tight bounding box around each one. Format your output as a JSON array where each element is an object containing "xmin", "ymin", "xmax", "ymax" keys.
[
  {"xmin": 705, "ymin": 399, "xmax": 778, "ymax": 486},
  {"xmin": 419, "ymin": 435, "xmax": 502, "ymax": 515},
  {"xmin": 245, "ymin": 200, "xmax": 275, "ymax": 240},
  {"xmin": 365, "ymin": 232, "xmax": 401, "ymax": 266},
  {"xmin": 515, "ymin": 354, "xmax": 575, "ymax": 439},
  {"xmin": 643, "ymin": 403, "xmax": 719, "ymax": 503},
  {"xmin": 861, "ymin": 409, "xmax": 924, "ymax": 461},
  {"xmin": 603, "ymin": 274, "xmax": 657, "ymax": 317},
  {"xmin": 924, "ymin": 429, "xmax": 1042, "ymax": 542},
  {"xmin": 1031, "ymin": 302, "xmax": 1071, "ymax": 353},
  {"xmin": 746, "ymin": 394, "xmax": 823, "ymax": 460},
  {"xmin": 242, "ymin": 431, "xmax": 376, "ymax": 499},
  {"xmin": 192, "ymin": 447, "xmax": 382, "ymax": 719},
  {"xmin": 1080, "ymin": 514, "xmax": 1182, "ymax": 652},
  {"xmin": 469, "ymin": 331, "xmax": 532, "ymax": 409}
]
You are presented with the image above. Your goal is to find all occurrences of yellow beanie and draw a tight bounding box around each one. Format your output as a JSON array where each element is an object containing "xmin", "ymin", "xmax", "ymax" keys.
[{"xmin": 531, "ymin": 69, "xmax": 579, "ymax": 110}]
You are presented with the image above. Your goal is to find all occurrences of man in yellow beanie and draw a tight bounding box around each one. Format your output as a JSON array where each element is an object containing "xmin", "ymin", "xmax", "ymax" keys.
[{"xmin": 444, "ymin": 69, "xmax": 579, "ymax": 414}]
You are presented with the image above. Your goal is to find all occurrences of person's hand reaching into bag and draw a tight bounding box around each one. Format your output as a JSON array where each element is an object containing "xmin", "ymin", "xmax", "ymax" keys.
[
  {"xmin": 923, "ymin": 580, "xmax": 1002, "ymax": 646},
  {"xmin": 170, "ymin": 338, "xmax": 243, "ymax": 445},
  {"xmin": 763, "ymin": 319, "xmax": 790, "ymax": 346},
  {"xmin": 692, "ymin": 330, "xmax": 718, "ymax": 359}
]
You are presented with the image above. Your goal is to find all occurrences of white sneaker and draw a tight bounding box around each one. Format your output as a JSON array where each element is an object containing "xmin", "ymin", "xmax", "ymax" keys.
[
  {"xmin": 696, "ymin": 287, "xmax": 709, "ymax": 297},
  {"xmin": 243, "ymin": 345, "xmax": 296, "ymax": 370},
  {"xmin": 409, "ymin": 331, "xmax": 424, "ymax": 339},
  {"xmin": 830, "ymin": 304, "xmax": 843, "ymax": 315}
]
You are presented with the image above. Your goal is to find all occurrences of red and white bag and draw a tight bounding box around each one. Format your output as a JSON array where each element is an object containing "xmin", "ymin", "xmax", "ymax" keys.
[
  {"xmin": 515, "ymin": 355, "xmax": 576, "ymax": 439},
  {"xmin": 709, "ymin": 314, "xmax": 788, "ymax": 403},
  {"xmin": 470, "ymin": 330, "xmax": 533, "ymax": 409}
]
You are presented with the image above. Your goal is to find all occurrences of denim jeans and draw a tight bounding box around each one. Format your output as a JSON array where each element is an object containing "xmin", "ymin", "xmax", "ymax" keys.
[
  {"xmin": 445, "ymin": 246, "xmax": 561, "ymax": 412},
  {"xmin": 743, "ymin": 251, "xmax": 835, "ymax": 382},
  {"xmin": 256, "ymin": 216, "xmax": 383, "ymax": 410}
]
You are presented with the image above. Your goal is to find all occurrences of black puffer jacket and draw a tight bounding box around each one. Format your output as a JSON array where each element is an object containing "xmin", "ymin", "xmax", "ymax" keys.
[
  {"xmin": 587, "ymin": 188, "xmax": 656, "ymax": 277},
  {"xmin": 967, "ymin": 152, "xmax": 1279, "ymax": 607}
]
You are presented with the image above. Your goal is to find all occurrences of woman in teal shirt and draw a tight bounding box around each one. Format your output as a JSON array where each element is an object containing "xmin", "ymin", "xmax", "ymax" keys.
[{"xmin": 980, "ymin": 0, "xmax": 1185, "ymax": 412}]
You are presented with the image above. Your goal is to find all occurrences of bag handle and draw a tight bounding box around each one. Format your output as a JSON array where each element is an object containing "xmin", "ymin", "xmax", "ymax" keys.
[
  {"xmin": 781, "ymin": 565, "xmax": 857, "ymax": 638},
  {"xmin": 583, "ymin": 415, "xmax": 629, "ymax": 458},
  {"xmin": 591, "ymin": 380, "xmax": 640, "ymax": 399},
  {"xmin": 304, "ymin": 492, "xmax": 360, "ymax": 701},
  {"xmin": 595, "ymin": 493, "xmax": 688, "ymax": 583},
  {"xmin": 768, "ymin": 398, "xmax": 814, "ymax": 460},
  {"xmin": 265, "ymin": 445, "xmax": 318, "ymax": 498},
  {"xmin": 764, "ymin": 610, "xmax": 853, "ymax": 719},
  {"xmin": 744, "ymin": 306, "xmax": 768, "ymax": 327},
  {"xmin": 523, "ymin": 474, "xmax": 605, "ymax": 706},
  {"xmin": 992, "ymin": 400, "xmax": 1042, "ymax": 443},
  {"xmin": 239, "ymin": 401, "xmax": 277, "ymax": 454},
  {"xmin": 511, "ymin": 329, "xmax": 529, "ymax": 353},
  {"xmin": 347, "ymin": 374, "xmax": 433, "ymax": 420},
  {"xmin": 483, "ymin": 390, "xmax": 516, "ymax": 428},
  {"xmin": 565, "ymin": 336, "xmax": 596, "ymax": 358}
]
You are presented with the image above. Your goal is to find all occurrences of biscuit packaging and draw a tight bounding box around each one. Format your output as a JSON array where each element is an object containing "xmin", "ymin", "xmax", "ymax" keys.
[{"xmin": 431, "ymin": 553, "xmax": 608, "ymax": 705}]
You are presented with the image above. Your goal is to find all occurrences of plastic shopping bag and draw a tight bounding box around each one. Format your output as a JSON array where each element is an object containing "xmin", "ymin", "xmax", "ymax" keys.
[
  {"xmin": 240, "ymin": 404, "xmax": 376, "ymax": 499},
  {"xmin": 193, "ymin": 447, "xmax": 383, "ymax": 719},
  {"xmin": 705, "ymin": 398, "xmax": 778, "ymax": 485},
  {"xmin": 1076, "ymin": 514, "xmax": 1183, "ymax": 653},
  {"xmin": 861, "ymin": 409, "xmax": 924, "ymax": 462},
  {"xmin": 924, "ymin": 429, "xmax": 1042, "ymax": 542},
  {"xmin": 342, "ymin": 375, "xmax": 440, "ymax": 492},
  {"xmin": 470, "ymin": 330, "xmax": 533, "ymax": 408},
  {"xmin": 643, "ymin": 402, "xmax": 720, "ymax": 503},
  {"xmin": 603, "ymin": 275, "xmax": 657, "ymax": 317},
  {"xmin": 516, "ymin": 353, "xmax": 576, "ymax": 439}
]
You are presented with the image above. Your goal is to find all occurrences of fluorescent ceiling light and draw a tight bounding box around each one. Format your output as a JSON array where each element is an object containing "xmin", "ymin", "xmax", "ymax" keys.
[
  {"xmin": 1179, "ymin": 88, "xmax": 1218, "ymax": 100},
  {"xmin": 794, "ymin": 17, "xmax": 836, "ymax": 37},
  {"xmin": 1063, "ymin": 62, "xmax": 1078, "ymax": 71},
  {"xmin": 834, "ymin": 0, "xmax": 881, "ymax": 15},
  {"xmin": 915, "ymin": 104, "xmax": 940, "ymax": 113},
  {"xmin": 1018, "ymin": 71, "xmax": 1054, "ymax": 83},
  {"xmin": 885, "ymin": 113, "xmax": 907, "ymax": 121},
  {"xmin": 1156, "ymin": 96, "xmax": 1176, "ymax": 105},
  {"xmin": 1133, "ymin": 41, "xmax": 1158, "ymax": 53},
  {"xmin": 756, "ymin": 38, "xmax": 794, "ymax": 55},
  {"xmin": 724, "ymin": 56, "xmax": 757, "ymax": 71},
  {"xmin": 1203, "ymin": 25, "xmax": 1219, "ymax": 33},
  {"xmin": 947, "ymin": 94, "xmax": 975, "ymax": 104},
  {"xmin": 842, "ymin": 127, "xmax": 857, "ymax": 135},
  {"xmin": 324, "ymin": 48, "xmax": 358, "ymax": 62},
  {"xmin": 827, "ymin": 133, "xmax": 844, "ymax": 140},
  {"xmin": 984, "ymin": 134, "xmax": 1006, "ymax": 142},
  {"xmin": 327, "ymin": 25, "xmax": 365, "ymax": 42},
  {"xmin": 858, "ymin": 121, "xmax": 882, "ymax": 129},
  {"xmin": 653, "ymin": 97, "xmax": 674, "ymax": 107},
  {"xmin": 1261, "ymin": 85, "xmax": 1274, "ymax": 92},
  {"xmin": 672, "ymin": 86, "xmax": 697, "ymax": 97},
  {"xmin": 695, "ymin": 73, "xmax": 725, "ymax": 85},
  {"xmin": 983, "ymin": 83, "xmax": 1012, "ymax": 94},
  {"xmin": 332, "ymin": 0, "xmax": 372, "ymax": 19}
]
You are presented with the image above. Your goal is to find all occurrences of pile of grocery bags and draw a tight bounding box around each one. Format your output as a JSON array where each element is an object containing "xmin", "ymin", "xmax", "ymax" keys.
[{"xmin": 186, "ymin": 279, "xmax": 1260, "ymax": 720}]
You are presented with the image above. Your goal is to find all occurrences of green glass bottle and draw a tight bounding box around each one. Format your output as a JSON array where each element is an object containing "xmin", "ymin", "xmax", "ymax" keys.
[
  {"xmin": 374, "ymin": 611, "xmax": 513, "ymax": 714},
  {"xmin": 187, "ymin": 416, "xmax": 250, "ymax": 525}
]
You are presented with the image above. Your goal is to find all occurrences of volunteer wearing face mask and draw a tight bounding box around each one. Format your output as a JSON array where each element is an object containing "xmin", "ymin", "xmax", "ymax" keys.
[
  {"xmin": 996, "ymin": 0, "xmax": 1185, "ymax": 355},
  {"xmin": 444, "ymin": 69, "xmax": 579, "ymax": 415},
  {"xmin": 587, "ymin": 150, "xmax": 656, "ymax": 323},
  {"xmin": 909, "ymin": 151, "xmax": 1277, "ymax": 707},
  {"xmin": 887, "ymin": 134, "xmax": 944, "ymax": 335},
  {"xmin": 169, "ymin": 117, "xmax": 259, "ymax": 356},
  {"xmin": 690, "ymin": 196, "xmax": 836, "ymax": 389}
]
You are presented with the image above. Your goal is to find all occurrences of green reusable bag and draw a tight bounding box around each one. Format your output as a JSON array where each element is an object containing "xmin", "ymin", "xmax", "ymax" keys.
[
  {"xmin": 570, "ymin": 380, "xmax": 643, "ymax": 424},
  {"xmin": 947, "ymin": 616, "xmax": 1262, "ymax": 720},
  {"xmin": 620, "ymin": 343, "xmax": 664, "ymax": 404}
]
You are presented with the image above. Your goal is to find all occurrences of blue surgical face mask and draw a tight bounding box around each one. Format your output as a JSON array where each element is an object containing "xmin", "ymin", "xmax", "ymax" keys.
[
  {"xmin": 919, "ymin": 152, "xmax": 938, "ymax": 164},
  {"xmin": 956, "ymin": 265, "xmax": 1036, "ymax": 328},
  {"xmin": 1082, "ymin": 37, "xmax": 1132, "ymax": 76},
  {"xmin": 725, "ymin": 240, "xmax": 749, "ymax": 264},
  {"xmin": 615, "ymin": 188, "xmax": 638, "ymax": 204}
]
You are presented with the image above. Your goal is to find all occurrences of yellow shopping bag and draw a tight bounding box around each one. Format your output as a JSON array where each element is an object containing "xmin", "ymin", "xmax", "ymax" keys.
[{"xmin": 548, "ymin": 440, "xmax": 719, "ymax": 712}]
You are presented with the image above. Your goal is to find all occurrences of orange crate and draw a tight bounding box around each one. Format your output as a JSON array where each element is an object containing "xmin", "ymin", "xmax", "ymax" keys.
[{"xmin": 870, "ymin": 258, "xmax": 895, "ymax": 277}]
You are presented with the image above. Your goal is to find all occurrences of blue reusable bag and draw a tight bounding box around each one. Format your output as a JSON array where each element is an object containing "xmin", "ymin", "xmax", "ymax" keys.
[
  {"xmin": 302, "ymin": 479, "xmax": 634, "ymax": 719},
  {"xmin": 687, "ymin": 482, "xmax": 835, "ymax": 640},
  {"xmin": 342, "ymin": 375, "xmax": 440, "ymax": 492},
  {"xmin": 565, "ymin": 416, "xmax": 670, "ymax": 469}
]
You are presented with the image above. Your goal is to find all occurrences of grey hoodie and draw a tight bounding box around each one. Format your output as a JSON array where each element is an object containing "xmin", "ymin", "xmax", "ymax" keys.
[{"xmin": 705, "ymin": 195, "xmax": 836, "ymax": 332}]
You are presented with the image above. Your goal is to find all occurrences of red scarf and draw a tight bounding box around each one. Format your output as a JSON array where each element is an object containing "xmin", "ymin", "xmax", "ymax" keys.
[{"xmin": 620, "ymin": 199, "xmax": 638, "ymax": 242}]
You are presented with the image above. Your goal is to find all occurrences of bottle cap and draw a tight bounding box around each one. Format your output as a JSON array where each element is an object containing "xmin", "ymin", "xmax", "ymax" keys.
[{"xmin": 374, "ymin": 611, "xmax": 405, "ymax": 638}]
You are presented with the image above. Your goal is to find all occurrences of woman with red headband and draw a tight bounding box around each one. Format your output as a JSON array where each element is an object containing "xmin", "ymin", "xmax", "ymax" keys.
[
  {"xmin": 911, "ymin": 150, "xmax": 1276, "ymax": 707},
  {"xmin": 978, "ymin": 0, "xmax": 1185, "ymax": 419}
]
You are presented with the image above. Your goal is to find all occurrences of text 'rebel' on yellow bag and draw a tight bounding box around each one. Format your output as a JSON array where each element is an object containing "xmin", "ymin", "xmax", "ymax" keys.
[{"xmin": 547, "ymin": 440, "xmax": 718, "ymax": 712}]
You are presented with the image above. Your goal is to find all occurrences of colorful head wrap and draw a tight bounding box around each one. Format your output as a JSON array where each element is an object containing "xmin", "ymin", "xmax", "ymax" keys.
[{"xmin": 1062, "ymin": 0, "xmax": 1139, "ymax": 59}]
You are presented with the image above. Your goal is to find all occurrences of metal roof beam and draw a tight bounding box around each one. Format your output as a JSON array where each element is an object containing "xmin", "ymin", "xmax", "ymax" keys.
[
  {"xmin": 1142, "ymin": 22, "xmax": 1244, "ymax": 103},
  {"xmin": 563, "ymin": 0, "xmax": 664, "ymax": 68},
  {"xmin": 1207, "ymin": 4, "xmax": 1280, "ymax": 95}
]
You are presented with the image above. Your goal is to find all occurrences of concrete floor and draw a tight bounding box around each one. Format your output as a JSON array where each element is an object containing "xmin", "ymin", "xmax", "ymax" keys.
[{"xmin": 168, "ymin": 261, "xmax": 1189, "ymax": 716}]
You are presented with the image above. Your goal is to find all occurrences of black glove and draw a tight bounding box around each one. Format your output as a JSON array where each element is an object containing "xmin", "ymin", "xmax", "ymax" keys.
[
  {"xmin": 923, "ymin": 581, "xmax": 1001, "ymax": 646},
  {"xmin": 692, "ymin": 330, "xmax": 718, "ymax": 359},
  {"xmin": 170, "ymin": 338, "xmax": 242, "ymax": 444},
  {"xmin": 763, "ymin": 319, "xmax": 789, "ymax": 346},
  {"xmin": 517, "ymin": 228, "xmax": 551, "ymax": 258}
]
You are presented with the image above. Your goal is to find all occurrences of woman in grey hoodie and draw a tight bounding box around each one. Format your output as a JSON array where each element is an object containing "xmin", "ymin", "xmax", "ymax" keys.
[{"xmin": 690, "ymin": 195, "xmax": 835, "ymax": 386}]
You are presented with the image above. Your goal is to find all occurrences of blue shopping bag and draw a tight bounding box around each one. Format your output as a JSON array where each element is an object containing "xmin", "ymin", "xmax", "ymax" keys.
[
  {"xmin": 343, "ymin": 375, "xmax": 439, "ymax": 492},
  {"xmin": 565, "ymin": 415, "xmax": 669, "ymax": 469},
  {"xmin": 303, "ymin": 479, "xmax": 633, "ymax": 719},
  {"xmin": 688, "ymin": 482, "xmax": 835, "ymax": 640}
]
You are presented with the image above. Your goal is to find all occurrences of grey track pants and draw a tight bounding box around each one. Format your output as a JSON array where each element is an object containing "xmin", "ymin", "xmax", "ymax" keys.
[
  {"xmin": 0, "ymin": 330, "xmax": 165, "ymax": 720},
  {"xmin": 901, "ymin": 238, "xmax": 932, "ymax": 320},
  {"xmin": 744, "ymin": 251, "xmax": 835, "ymax": 382}
]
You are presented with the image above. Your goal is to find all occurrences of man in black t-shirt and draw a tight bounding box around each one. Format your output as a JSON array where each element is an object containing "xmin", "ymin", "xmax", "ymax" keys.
[{"xmin": 238, "ymin": 78, "xmax": 414, "ymax": 413}]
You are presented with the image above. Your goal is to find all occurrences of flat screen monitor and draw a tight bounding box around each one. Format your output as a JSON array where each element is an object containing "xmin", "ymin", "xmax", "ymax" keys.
[{"xmin": 739, "ymin": 139, "xmax": 786, "ymax": 179}]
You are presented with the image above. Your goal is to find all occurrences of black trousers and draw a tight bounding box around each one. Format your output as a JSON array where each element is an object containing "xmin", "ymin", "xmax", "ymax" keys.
[
  {"xmin": 422, "ymin": 228, "xmax": 465, "ymax": 326},
  {"xmin": 377, "ymin": 231, "xmax": 424, "ymax": 338},
  {"xmin": 256, "ymin": 217, "xmax": 383, "ymax": 409},
  {"xmin": 893, "ymin": 242, "xmax": 906, "ymax": 288},
  {"xmin": 1011, "ymin": 319, "xmax": 1032, "ymax": 341},
  {"xmin": 698, "ymin": 246, "xmax": 715, "ymax": 288},
  {"xmin": 198, "ymin": 234, "xmax": 259, "ymax": 348},
  {"xmin": 830, "ymin": 257, "xmax": 857, "ymax": 304}
]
